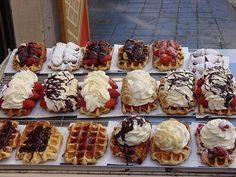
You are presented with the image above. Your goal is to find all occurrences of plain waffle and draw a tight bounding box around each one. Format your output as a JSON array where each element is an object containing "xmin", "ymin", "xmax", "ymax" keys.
[
  {"xmin": 0, "ymin": 121, "xmax": 20, "ymax": 160},
  {"xmin": 1, "ymin": 108, "xmax": 32, "ymax": 117},
  {"xmin": 63, "ymin": 122, "xmax": 108, "ymax": 165},
  {"xmin": 16, "ymin": 121, "xmax": 63, "ymax": 164}
]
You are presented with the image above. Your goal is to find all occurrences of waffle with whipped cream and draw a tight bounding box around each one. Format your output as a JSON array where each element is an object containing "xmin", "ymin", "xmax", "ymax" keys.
[
  {"xmin": 48, "ymin": 42, "xmax": 84, "ymax": 72},
  {"xmin": 121, "ymin": 70, "xmax": 158, "ymax": 113},
  {"xmin": 152, "ymin": 40, "xmax": 184, "ymax": 71},
  {"xmin": 16, "ymin": 121, "xmax": 63, "ymax": 164},
  {"xmin": 13, "ymin": 42, "xmax": 46, "ymax": 72},
  {"xmin": 63, "ymin": 122, "xmax": 108, "ymax": 165},
  {"xmin": 0, "ymin": 120, "xmax": 20, "ymax": 160},
  {"xmin": 117, "ymin": 39, "xmax": 149, "ymax": 70},
  {"xmin": 189, "ymin": 48, "xmax": 225, "ymax": 78},
  {"xmin": 0, "ymin": 70, "xmax": 43, "ymax": 117},
  {"xmin": 195, "ymin": 119, "xmax": 236, "ymax": 167},
  {"xmin": 150, "ymin": 119, "xmax": 191, "ymax": 165},
  {"xmin": 195, "ymin": 66, "xmax": 236, "ymax": 115},
  {"xmin": 78, "ymin": 71, "xmax": 120, "ymax": 117},
  {"xmin": 82, "ymin": 40, "xmax": 113, "ymax": 71},
  {"xmin": 110, "ymin": 116, "xmax": 151, "ymax": 164},
  {"xmin": 158, "ymin": 69, "xmax": 195, "ymax": 115}
]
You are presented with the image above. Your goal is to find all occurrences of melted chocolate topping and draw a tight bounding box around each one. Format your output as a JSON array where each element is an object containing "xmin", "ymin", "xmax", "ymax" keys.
[
  {"xmin": 0, "ymin": 121, "xmax": 17, "ymax": 150},
  {"xmin": 19, "ymin": 125, "xmax": 51, "ymax": 153},
  {"xmin": 17, "ymin": 46, "xmax": 28, "ymax": 65}
]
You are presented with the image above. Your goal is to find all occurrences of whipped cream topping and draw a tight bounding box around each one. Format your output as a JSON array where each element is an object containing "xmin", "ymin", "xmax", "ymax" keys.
[
  {"xmin": 114, "ymin": 115, "xmax": 151, "ymax": 146},
  {"xmin": 125, "ymin": 70, "xmax": 157, "ymax": 106},
  {"xmin": 1, "ymin": 70, "xmax": 37, "ymax": 109},
  {"xmin": 201, "ymin": 66, "xmax": 236, "ymax": 110},
  {"xmin": 80, "ymin": 71, "xmax": 111, "ymax": 112},
  {"xmin": 162, "ymin": 69, "xmax": 194, "ymax": 107},
  {"xmin": 190, "ymin": 48, "xmax": 224, "ymax": 78},
  {"xmin": 200, "ymin": 119, "xmax": 236, "ymax": 149},
  {"xmin": 44, "ymin": 71, "xmax": 78, "ymax": 112},
  {"xmin": 153, "ymin": 119, "xmax": 190, "ymax": 153},
  {"xmin": 49, "ymin": 42, "xmax": 83, "ymax": 71}
]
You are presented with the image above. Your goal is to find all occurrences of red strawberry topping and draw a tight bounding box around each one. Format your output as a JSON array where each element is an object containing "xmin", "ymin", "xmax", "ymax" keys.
[
  {"xmin": 33, "ymin": 82, "xmax": 43, "ymax": 91},
  {"xmin": 40, "ymin": 99, "xmax": 47, "ymax": 109},
  {"xmin": 23, "ymin": 99, "xmax": 35, "ymax": 109},
  {"xmin": 100, "ymin": 55, "xmax": 112, "ymax": 63},
  {"xmin": 196, "ymin": 123, "xmax": 205, "ymax": 134},
  {"xmin": 105, "ymin": 98, "xmax": 117, "ymax": 109},
  {"xmin": 108, "ymin": 79, "xmax": 118, "ymax": 89},
  {"xmin": 108, "ymin": 88, "xmax": 120, "ymax": 98},
  {"xmin": 198, "ymin": 97, "xmax": 208, "ymax": 108},
  {"xmin": 78, "ymin": 98, "xmax": 86, "ymax": 108},
  {"xmin": 230, "ymin": 97, "xmax": 236, "ymax": 108},
  {"xmin": 219, "ymin": 120, "xmax": 230, "ymax": 131},
  {"xmin": 196, "ymin": 79, "xmax": 205, "ymax": 86},
  {"xmin": 160, "ymin": 54, "xmax": 172, "ymax": 65},
  {"xmin": 31, "ymin": 90, "xmax": 40, "ymax": 100},
  {"xmin": 214, "ymin": 147, "xmax": 227, "ymax": 157}
]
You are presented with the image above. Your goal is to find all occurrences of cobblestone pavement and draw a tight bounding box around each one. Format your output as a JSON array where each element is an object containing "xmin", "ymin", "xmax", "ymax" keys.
[{"xmin": 88, "ymin": 0, "xmax": 236, "ymax": 49}]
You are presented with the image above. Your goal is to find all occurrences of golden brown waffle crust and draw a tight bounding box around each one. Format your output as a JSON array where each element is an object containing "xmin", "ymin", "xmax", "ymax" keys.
[
  {"xmin": 158, "ymin": 77, "xmax": 195, "ymax": 115},
  {"xmin": 150, "ymin": 123, "xmax": 191, "ymax": 165},
  {"xmin": 117, "ymin": 45, "xmax": 149, "ymax": 70},
  {"xmin": 63, "ymin": 122, "xmax": 108, "ymax": 165},
  {"xmin": 198, "ymin": 104, "xmax": 236, "ymax": 116},
  {"xmin": 110, "ymin": 129, "xmax": 149, "ymax": 164},
  {"xmin": 12, "ymin": 43, "xmax": 47, "ymax": 72},
  {"xmin": 121, "ymin": 77, "xmax": 158, "ymax": 113},
  {"xmin": 80, "ymin": 107, "xmax": 111, "ymax": 117},
  {"xmin": 16, "ymin": 121, "xmax": 63, "ymax": 164},
  {"xmin": 195, "ymin": 130, "xmax": 235, "ymax": 167},
  {"xmin": 0, "ymin": 121, "xmax": 20, "ymax": 160},
  {"xmin": 152, "ymin": 45, "xmax": 184, "ymax": 71},
  {"xmin": 1, "ymin": 108, "xmax": 32, "ymax": 117},
  {"xmin": 42, "ymin": 106, "xmax": 77, "ymax": 113}
]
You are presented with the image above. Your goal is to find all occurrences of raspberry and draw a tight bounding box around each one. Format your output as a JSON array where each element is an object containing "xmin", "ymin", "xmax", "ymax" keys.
[{"xmin": 214, "ymin": 146, "xmax": 227, "ymax": 157}]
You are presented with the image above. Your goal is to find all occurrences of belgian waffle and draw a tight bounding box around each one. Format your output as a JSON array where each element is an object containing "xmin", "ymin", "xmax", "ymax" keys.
[
  {"xmin": 16, "ymin": 121, "xmax": 63, "ymax": 164},
  {"xmin": 63, "ymin": 122, "xmax": 108, "ymax": 165},
  {"xmin": 82, "ymin": 58, "xmax": 112, "ymax": 71},
  {"xmin": 198, "ymin": 105, "xmax": 236, "ymax": 116},
  {"xmin": 80, "ymin": 107, "xmax": 111, "ymax": 117},
  {"xmin": 150, "ymin": 123, "xmax": 191, "ymax": 165},
  {"xmin": 0, "ymin": 121, "xmax": 20, "ymax": 160},
  {"xmin": 12, "ymin": 42, "xmax": 47, "ymax": 72},
  {"xmin": 1, "ymin": 108, "xmax": 32, "ymax": 117}
]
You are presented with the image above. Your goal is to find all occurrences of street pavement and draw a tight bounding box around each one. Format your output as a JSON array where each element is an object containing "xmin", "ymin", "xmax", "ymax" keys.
[{"xmin": 88, "ymin": 0, "xmax": 236, "ymax": 49}]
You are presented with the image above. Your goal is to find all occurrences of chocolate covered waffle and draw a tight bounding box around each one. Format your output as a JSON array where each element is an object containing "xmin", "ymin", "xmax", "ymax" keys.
[
  {"xmin": 12, "ymin": 42, "xmax": 46, "ymax": 72},
  {"xmin": 48, "ymin": 42, "xmax": 84, "ymax": 72},
  {"xmin": 78, "ymin": 71, "xmax": 120, "ymax": 117},
  {"xmin": 121, "ymin": 70, "xmax": 158, "ymax": 114},
  {"xmin": 0, "ymin": 121, "xmax": 20, "ymax": 160},
  {"xmin": 195, "ymin": 66, "xmax": 236, "ymax": 115},
  {"xmin": 40, "ymin": 71, "xmax": 78, "ymax": 113},
  {"xmin": 16, "ymin": 121, "xmax": 63, "ymax": 164},
  {"xmin": 158, "ymin": 69, "xmax": 195, "ymax": 115},
  {"xmin": 151, "ymin": 119, "xmax": 191, "ymax": 165},
  {"xmin": 81, "ymin": 40, "xmax": 113, "ymax": 71},
  {"xmin": 110, "ymin": 116, "xmax": 151, "ymax": 164},
  {"xmin": 152, "ymin": 40, "xmax": 184, "ymax": 71},
  {"xmin": 195, "ymin": 119, "xmax": 236, "ymax": 167},
  {"xmin": 117, "ymin": 39, "xmax": 149, "ymax": 70},
  {"xmin": 0, "ymin": 70, "xmax": 43, "ymax": 117},
  {"xmin": 63, "ymin": 122, "xmax": 108, "ymax": 165}
]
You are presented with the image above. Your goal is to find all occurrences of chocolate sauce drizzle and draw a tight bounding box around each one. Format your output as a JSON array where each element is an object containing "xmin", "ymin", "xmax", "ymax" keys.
[
  {"xmin": 45, "ymin": 72, "xmax": 77, "ymax": 111},
  {"xmin": 122, "ymin": 39, "xmax": 147, "ymax": 62},
  {"xmin": 19, "ymin": 125, "xmax": 51, "ymax": 153},
  {"xmin": 0, "ymin": 121, "xmax": 17, "ymax": 150}
]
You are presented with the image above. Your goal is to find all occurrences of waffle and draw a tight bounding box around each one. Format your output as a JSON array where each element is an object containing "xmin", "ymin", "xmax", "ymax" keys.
[
  {"xmin": 110, "ymin": 130, "xmax": 149, "ymax": 164},
  {"xmin": 0, "ymin": 121, "xmax": 20, "ymax": 160},
  {"xmin": 80, "ymin": 107, "xmax": 111, "ymax": 117},
  {"xmin": 195, "ymin": 132, "xmax": 235, "ymax": 167},
  {"xmin": 63, "ymin": 122, "xmax": 108, "ymax": 165},
  {"xmin": 121, "ymin": 77, "xmax": 158, "ymax": 113},
  {"xmin": 198, "ymin": 105, "xmax": 236, "ymax": 116},
  {"xmin": 16, "ymin": 121, "xmax": 63, "ymax": 164},
  {"xmin": 150, "ymin": 123, "xmax": 191, "ymax": 165},
  {"xmin": 12, "ymin": 43, "xmax": 47, "ymax": 72},
  {"xmin": 1, "ymin": 108, "xmax": 32, "ymax": 117},
  {"xmin": 117, "ymin": 46, "xmax": 149, "ymax": 70}
]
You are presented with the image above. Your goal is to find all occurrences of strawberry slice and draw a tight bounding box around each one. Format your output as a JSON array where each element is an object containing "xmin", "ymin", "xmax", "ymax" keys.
[
  {"xmin": 108, "ymin": 88, "xmax": 120, "ymax": 98},
  {"xmin": 23, "ymin": 99, "xmax": 35, "ymax": 109},
  {"xmin": 105, "ymin": 98, "xmax": 117, "ymax": 109},
  {"xmin": 153, "ymin": 49, "xmax": 159, "ymax": 57},
  {"xmin": 108, "ymin": 79, "xmax": 118, "ymax": 89},
  {"xmin": 198, "ymin": 97, "xmax": 208, "ymax": 108},
  {"xmin": 78, "ymin": 98, "xmax": 86, "ymax": 107},
  {"xmin": 39, "ymin": 87, "xmax": 45, "ymax": 98},
  {"xmin": 230, "ymin": 97, "xmax": 236, "ymax": 108},
  {"xmin": 160, "ymin": 54, "xmax": 172, "ymax": 65},
  {"xmin": 195, "ymin": 87, "xmax": 203, "ymax": 96},
  {"xmin": 82, "ymin": 59, "xmax": 98, "ymax": 65},
  {"xmin": 33, "ymin": 82, "xmax": 43, "ymax": 91},
  {"xmin": 100, "ymin": 55, "xmax": 112, "ymax": 63},
  {"xmin": 197, "ymin": 79, "xmax": 205, "ymax": 86},
  {"xmin": 40, "ymin": 99, "xmax": 47, "ymax": 109},
  {"xmin": 25, "ymin": 58, "xmax": 33, "ymax": 66},
  {"xmin": 31, "ymin": 90, "xmax": 40, "ymax": 100},
  {"xmin": 214, "ymin": 147, "xmax": 227, "ymax": 157}
]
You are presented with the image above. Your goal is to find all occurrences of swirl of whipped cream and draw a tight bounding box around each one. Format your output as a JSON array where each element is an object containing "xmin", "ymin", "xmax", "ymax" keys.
[
  {"xmin": 153, "ymin": 119, "xmax": 190, "ymax": 153},
  {"xmin": 114, "ymin": 116, "xmax": 151, "ymax": 146},
  {"xmin": 163, "ymin": 69, "xmax": 194, "ymax": 107},
  {"xmin": 200, "ymin": 119, "xmax": 236, "ymax": 149},
  {"xmin": 1, "ymin": 70, "xmax": 37, "ymax": 109},
  {"xmin": 81, "ymin": 71, "xmax": 111, "ymax": 112},
  {"xmin": 126, "ymin": 70, "xmax": 157, "ymax": 106}
]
